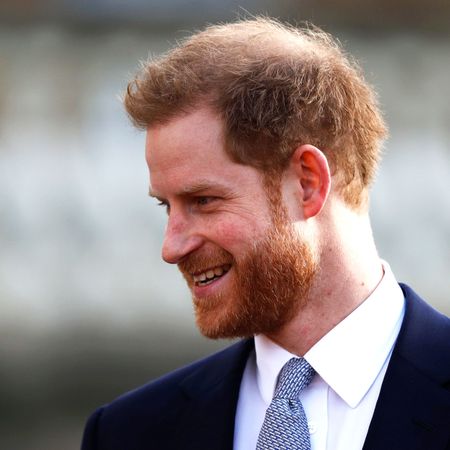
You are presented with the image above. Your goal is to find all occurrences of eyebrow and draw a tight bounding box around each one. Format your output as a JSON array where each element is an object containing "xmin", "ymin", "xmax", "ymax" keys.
[{"xmin": 148, "ymin": 179, "xmax": 237, "ymax": 199}]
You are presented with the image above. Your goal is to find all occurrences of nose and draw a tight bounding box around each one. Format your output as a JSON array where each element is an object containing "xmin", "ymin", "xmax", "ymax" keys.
[{"xmin": 161, "ymin": 212, "xmax": 203, "ymax": 264}]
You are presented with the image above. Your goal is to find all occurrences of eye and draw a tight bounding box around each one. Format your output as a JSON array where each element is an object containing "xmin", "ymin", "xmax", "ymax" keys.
[
  {"xmin": 196, "ymin": 196, "xmax": 213, "ymax": 206},
  {"xmin": 194, "ymin": 196, "xmax": 220, "ymax": 209}
]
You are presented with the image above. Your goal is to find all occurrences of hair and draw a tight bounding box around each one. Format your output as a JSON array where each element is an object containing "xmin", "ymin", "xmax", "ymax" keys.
[{"xmin": 124, "ymin": 17, "xmax": 387, "ymax": 209}]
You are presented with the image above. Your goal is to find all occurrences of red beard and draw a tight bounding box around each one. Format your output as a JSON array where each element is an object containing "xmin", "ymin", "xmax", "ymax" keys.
[{"xmin": 178, "ymin": 218, "xmax": 317, "ymax": 339}]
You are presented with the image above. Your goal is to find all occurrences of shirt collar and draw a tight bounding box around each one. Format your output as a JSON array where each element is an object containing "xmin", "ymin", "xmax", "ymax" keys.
[{"xmin": 254, "ymin": 261, "xmax": 405, "ymax": 408}]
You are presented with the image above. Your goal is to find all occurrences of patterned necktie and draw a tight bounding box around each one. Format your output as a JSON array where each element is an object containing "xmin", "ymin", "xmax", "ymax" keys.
[{"xmin": 256, "ymin": 357, "xmax": 315, "ymax": 450}]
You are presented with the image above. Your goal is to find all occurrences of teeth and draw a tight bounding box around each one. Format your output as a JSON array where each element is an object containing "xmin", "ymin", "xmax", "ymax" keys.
[{"xmin": 193, "ymin": 264, "xmax": 231, "ymax": 285}]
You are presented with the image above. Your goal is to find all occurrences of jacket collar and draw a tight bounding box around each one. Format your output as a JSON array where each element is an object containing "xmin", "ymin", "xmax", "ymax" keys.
[{"xmin": 363, "ymin": 284, "xmax": 450, "ymax": 450}]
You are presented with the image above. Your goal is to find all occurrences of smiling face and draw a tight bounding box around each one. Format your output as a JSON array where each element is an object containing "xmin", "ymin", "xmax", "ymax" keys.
[{"xmin": 146, "ymin": 107, "xmax": 317, "ymax": 338}]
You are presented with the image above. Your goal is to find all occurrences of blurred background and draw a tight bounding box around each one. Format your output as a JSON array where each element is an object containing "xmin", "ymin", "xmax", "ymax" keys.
[{"xmin": 0, "ymin": 1, "xmax": 449, "ymax": 448}]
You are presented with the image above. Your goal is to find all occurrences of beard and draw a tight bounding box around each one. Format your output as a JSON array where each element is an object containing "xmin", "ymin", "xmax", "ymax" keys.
[{"xmin": 177, "ymin": 206, "xmax": 318, "ymax": 340}]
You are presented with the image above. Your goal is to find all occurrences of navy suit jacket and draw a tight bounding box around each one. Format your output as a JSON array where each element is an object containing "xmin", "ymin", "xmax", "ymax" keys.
[{"xmin": 82, "ymin": 284, "xmax": 450, "ymax": 450}]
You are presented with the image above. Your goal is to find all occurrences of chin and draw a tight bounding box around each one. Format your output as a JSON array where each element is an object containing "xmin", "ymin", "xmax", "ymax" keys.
[{"xmin": 193, "ymin": 301, "xmax": 287, "ymax": 340}]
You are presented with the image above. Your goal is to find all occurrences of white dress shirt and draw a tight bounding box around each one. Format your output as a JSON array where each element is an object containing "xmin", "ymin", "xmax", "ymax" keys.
[{"xmin": 234, "ymin": 262, "xmax": 405, "ymax": 450}]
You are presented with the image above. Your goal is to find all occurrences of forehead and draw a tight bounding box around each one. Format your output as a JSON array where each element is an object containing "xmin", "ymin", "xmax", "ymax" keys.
[
  {"xmin": 145, "ymin": 108, "xmax": 262, "ymax": 196},
  {"xmin": 146, "ymin": 108, "xmax": 224, "ymax": 169}
]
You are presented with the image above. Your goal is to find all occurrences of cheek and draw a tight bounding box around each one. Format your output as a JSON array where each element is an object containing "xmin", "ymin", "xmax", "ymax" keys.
[{"xmin": 208, "ymin": 218, "xmax": 262, "ymax": 250}]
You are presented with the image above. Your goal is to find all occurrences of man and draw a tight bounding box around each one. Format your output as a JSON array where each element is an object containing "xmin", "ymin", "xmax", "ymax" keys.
[{"xmin": 82, "ymin": 18, "xmax": 450, "ymax": 450}]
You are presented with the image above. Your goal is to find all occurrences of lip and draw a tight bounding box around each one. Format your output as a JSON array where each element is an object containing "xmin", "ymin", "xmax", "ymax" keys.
[{"xmin": 192, "ymin": 267, "xmax": 232, "ymax": 299}]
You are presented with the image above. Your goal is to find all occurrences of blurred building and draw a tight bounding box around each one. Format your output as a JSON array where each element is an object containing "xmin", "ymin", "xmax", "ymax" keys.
[{"xmin": 0, "ymin": 1, "xmax": 449, "ymax": 449}]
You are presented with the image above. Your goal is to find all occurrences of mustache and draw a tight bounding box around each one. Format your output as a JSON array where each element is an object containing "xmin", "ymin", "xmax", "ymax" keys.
[{"xmin": 178, "ymin": 247, "xmax": 234, "ymax": 275}]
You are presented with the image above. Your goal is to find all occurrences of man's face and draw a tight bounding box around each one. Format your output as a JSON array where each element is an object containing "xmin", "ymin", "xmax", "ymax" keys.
[{"xmin": 146, "ymin": 107, "xmax": 317, "ymax": 338}]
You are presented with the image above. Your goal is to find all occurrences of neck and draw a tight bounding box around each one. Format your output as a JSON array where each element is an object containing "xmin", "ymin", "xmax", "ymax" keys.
[{"xmin": 266, "ymin": 202, "xmax": 383, "ymax": 356}]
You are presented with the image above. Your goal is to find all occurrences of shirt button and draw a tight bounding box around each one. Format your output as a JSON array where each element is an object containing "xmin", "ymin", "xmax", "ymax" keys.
[{"xmin": 308, "ymin": 421, "xmax": 317, "ymax": 434}]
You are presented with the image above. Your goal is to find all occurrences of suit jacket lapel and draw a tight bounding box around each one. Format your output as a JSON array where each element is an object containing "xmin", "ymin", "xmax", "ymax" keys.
[
  {"xmin": 174, "ymin": 339, "xmax": 254, "ymax": 450},
  {"xmin": 363, "ymin": 284, "xmax": 450, "ymax": 450}
]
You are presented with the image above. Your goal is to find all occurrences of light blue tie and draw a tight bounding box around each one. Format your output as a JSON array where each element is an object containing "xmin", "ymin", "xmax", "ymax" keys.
[{"xmin": 256, "ymin": 357, "xmax": 315, "ymax": 450}]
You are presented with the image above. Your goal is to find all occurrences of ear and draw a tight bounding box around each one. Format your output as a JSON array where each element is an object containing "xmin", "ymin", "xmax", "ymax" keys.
[{"xmin": 290, "ymin": 144, "xmax": 331, "ymax": 219}]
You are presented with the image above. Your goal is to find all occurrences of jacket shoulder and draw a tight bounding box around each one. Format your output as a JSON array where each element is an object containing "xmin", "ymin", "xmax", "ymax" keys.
[
  {"xmin": 398, "ymin": 283, "xmax": 450, "ymax": 383},
  {"xmin": 362, "ymin": 285, "xmax": 450, "ymax": 450},
  {"xmin": 81, "ymin": 339, "xmax": 253, "ymax": 450}
]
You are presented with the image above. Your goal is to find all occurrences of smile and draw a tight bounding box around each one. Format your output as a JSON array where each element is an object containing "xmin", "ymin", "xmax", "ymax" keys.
[{"xmin": 192, "ymin": 264, "xmax": 231, "ymax": 286}]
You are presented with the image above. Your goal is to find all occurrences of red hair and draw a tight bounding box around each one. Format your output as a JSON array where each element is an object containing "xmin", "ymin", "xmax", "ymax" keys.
[{"xmin": 125, "ymin": 18, "xmax": 387, "ymax": 209}]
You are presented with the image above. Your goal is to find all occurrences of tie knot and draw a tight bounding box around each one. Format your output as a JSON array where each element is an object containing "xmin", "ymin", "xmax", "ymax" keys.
[{"xmin": 274, "ymin": 357, "xmax": 315, "ymax": 399}]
